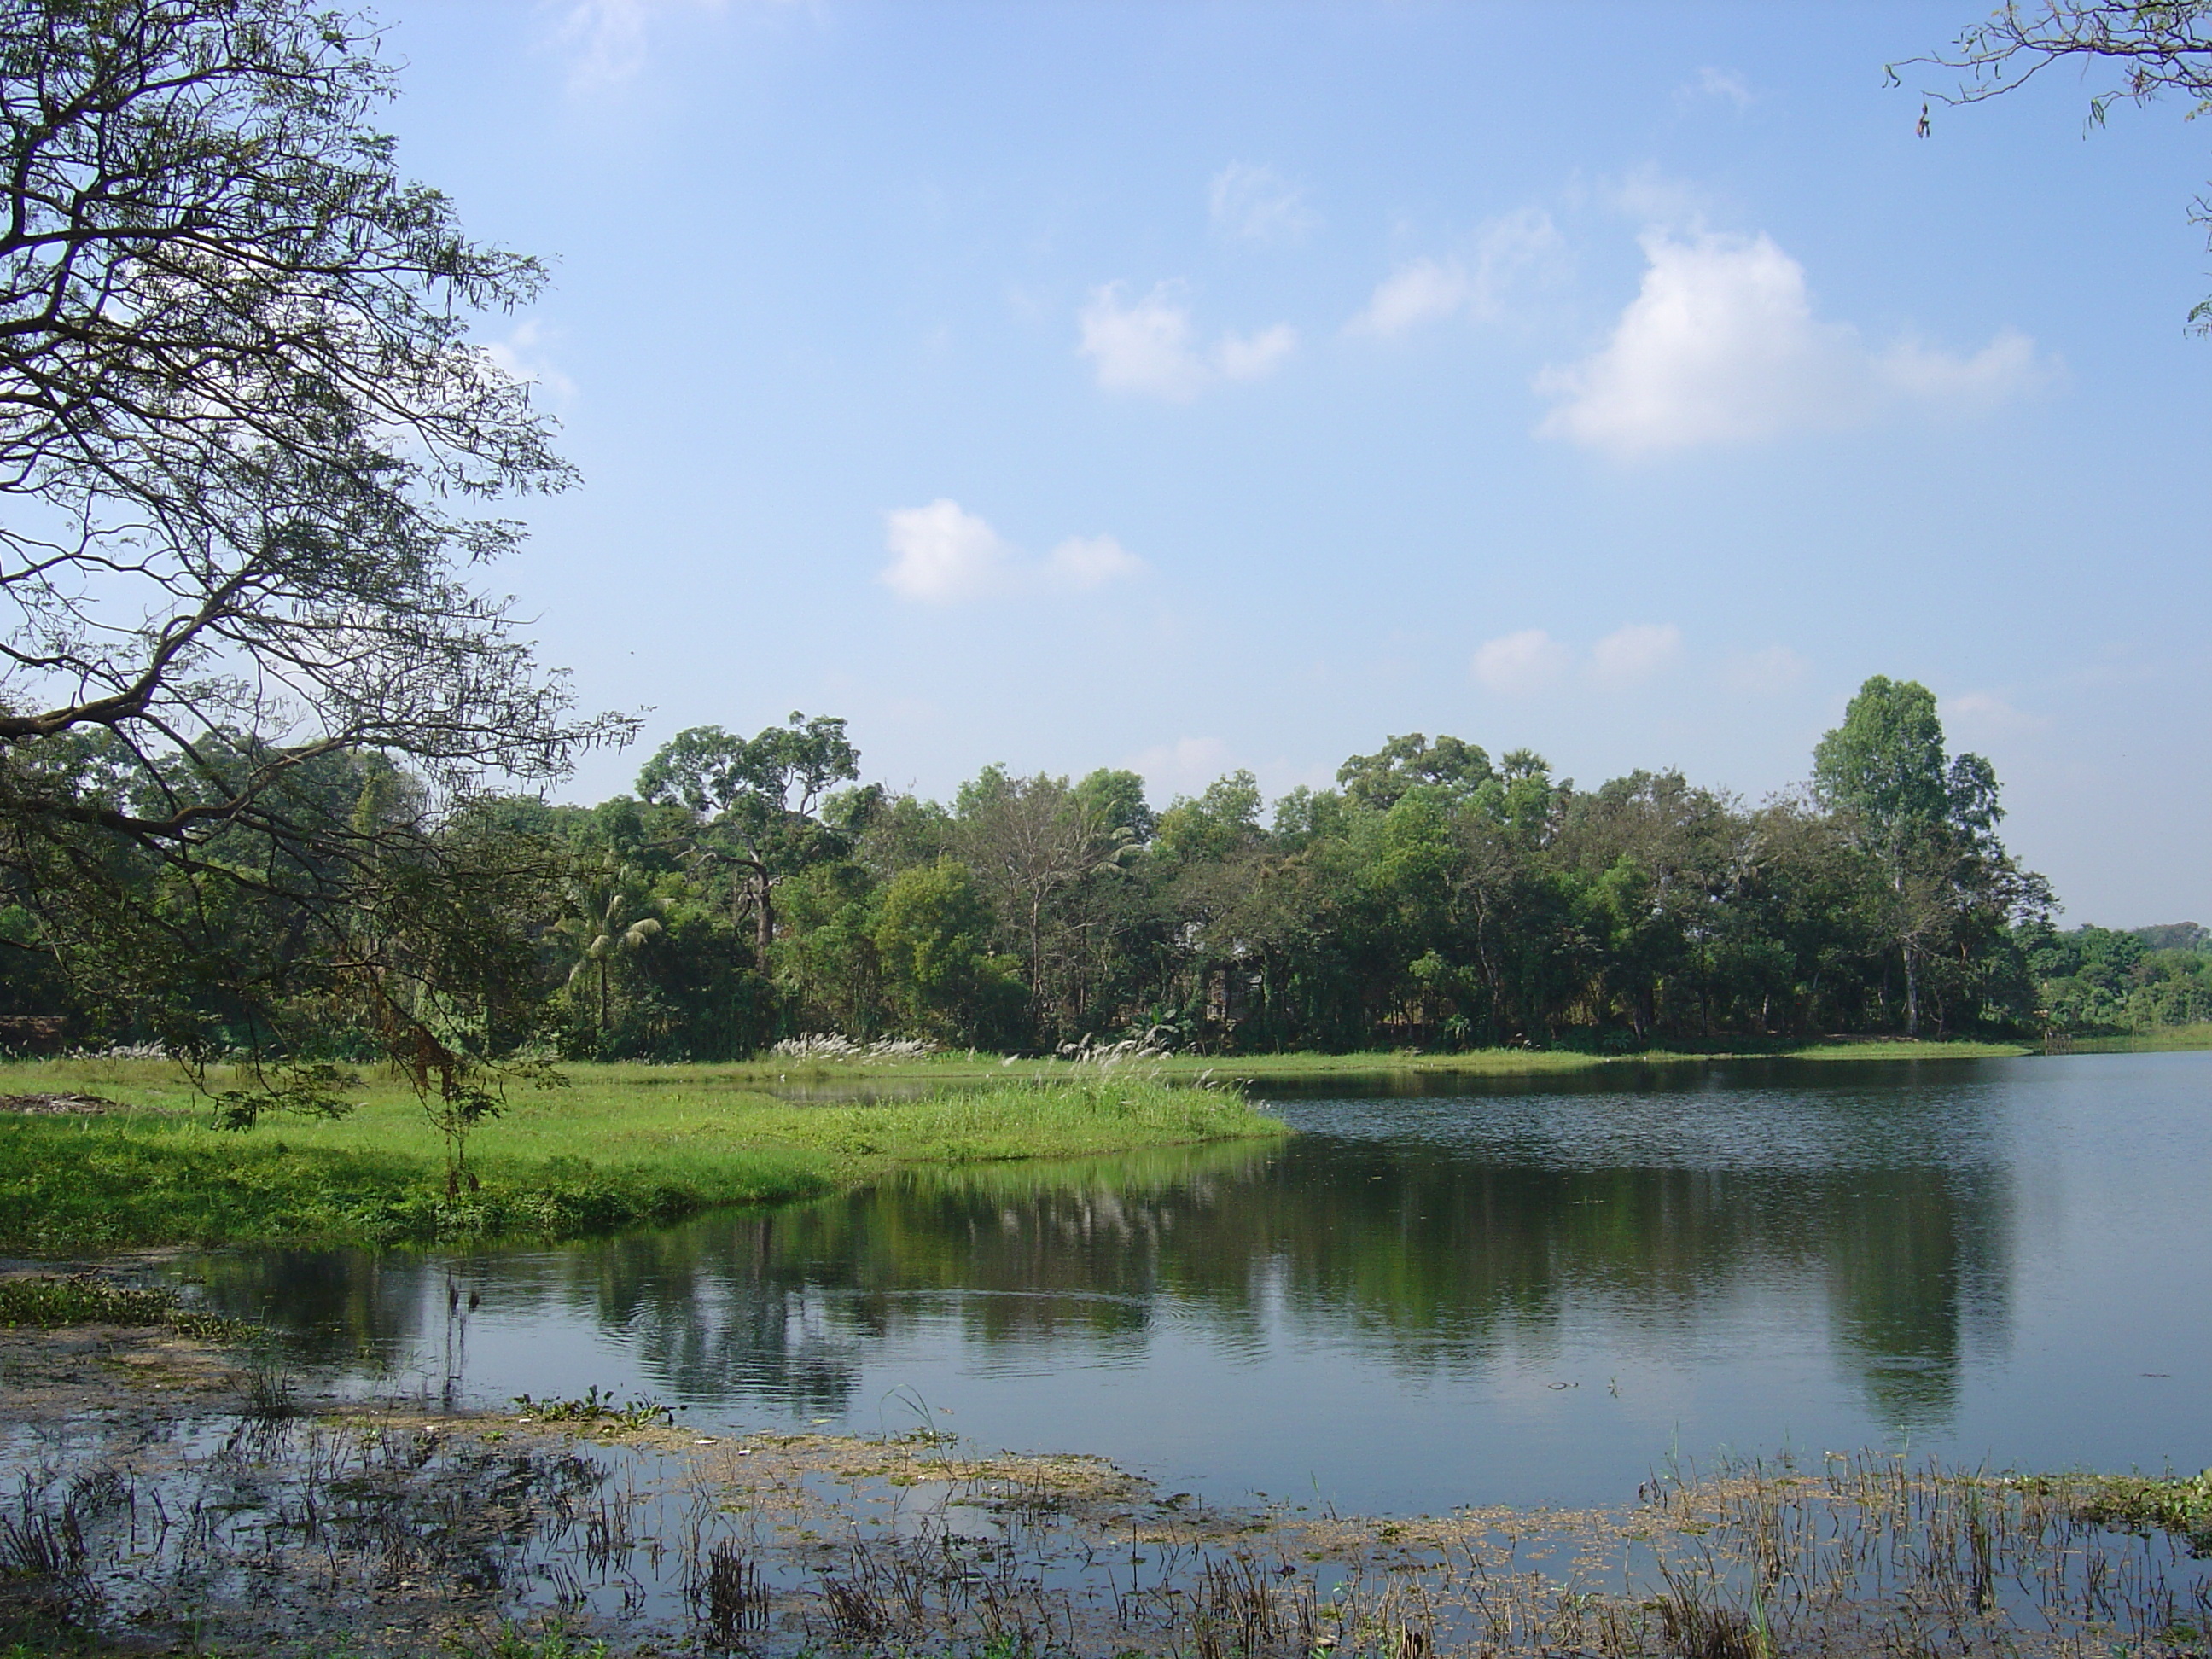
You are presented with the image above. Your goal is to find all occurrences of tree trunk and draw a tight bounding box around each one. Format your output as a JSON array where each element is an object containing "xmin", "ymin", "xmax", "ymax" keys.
[
  {"xmin": 754, "ymin": 864, "xmax": 775, "ymax": 965},
  {"xmin": 1903, "ymin": 946, "xmax": 1920, "ymax": 1038}
]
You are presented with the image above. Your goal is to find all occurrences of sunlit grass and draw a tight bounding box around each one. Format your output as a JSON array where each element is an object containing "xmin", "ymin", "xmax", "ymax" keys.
[{"xmin": 0, "ymin": 1061, "xmax": 1283, "ymax": 1256}]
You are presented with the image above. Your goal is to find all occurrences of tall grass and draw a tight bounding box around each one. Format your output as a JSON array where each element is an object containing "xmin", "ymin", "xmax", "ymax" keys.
[{"xmin": 0, "ymin": 1064, "xmax": 1283, "ymax": 1255}]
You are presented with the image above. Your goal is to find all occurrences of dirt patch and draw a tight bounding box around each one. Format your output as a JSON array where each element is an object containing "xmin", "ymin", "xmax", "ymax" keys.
[{"xmin": 0, "ymin": 1091, "xmax": 138, "ymax": 1115}]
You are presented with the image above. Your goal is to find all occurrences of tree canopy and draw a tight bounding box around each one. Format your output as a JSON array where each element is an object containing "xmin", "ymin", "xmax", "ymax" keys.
[{"xmin": 0, "ymin": 0, "xmax": 623, "ymax": 1114}]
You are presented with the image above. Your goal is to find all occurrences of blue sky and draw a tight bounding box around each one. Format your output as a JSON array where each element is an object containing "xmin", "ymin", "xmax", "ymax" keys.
[{"xmin": 381, "ymin": 3, "xmax": 2212, "ymax": 925}]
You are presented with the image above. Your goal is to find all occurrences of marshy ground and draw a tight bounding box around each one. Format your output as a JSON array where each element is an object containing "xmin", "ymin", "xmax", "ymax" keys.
[{"xmin": 4, "ymin": 1272, "xmax": 2209, "ymax": 1658}]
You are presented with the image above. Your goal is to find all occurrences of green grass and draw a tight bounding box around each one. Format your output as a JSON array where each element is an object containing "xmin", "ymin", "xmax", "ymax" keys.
[
  {"xmin": 0, "ymin": 1272, "xmax": 241, "ymax": 1336},
  {"xmin": 1779, "ymin": 1038, "xmax": 2036, "ymax": 1061},
  {"xmin": 646, "ymin": 1036, "xmax": 2040, "ymax": 1091},
  {"xmin": 2067, "ymin": 1022, "xmax": 2212, "ymax": 1054},
  {"xmin": 0, "ymin": 1061, "xmax": 1284, "ymax": 1256}
]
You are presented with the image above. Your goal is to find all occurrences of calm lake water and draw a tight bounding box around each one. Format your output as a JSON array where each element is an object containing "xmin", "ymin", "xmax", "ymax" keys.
[{"xmin": 184, "ymin": 1051, "xmax": 2212, "ymax": 1516}]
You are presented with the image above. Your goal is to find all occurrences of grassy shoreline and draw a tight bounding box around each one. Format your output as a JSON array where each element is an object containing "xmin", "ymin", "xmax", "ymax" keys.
[
  {"xmin": 643, "ymin": 1033, "xmax": 2048, "ymax": 1091},
  {"xmin": 8, "ymin": 1032, "xmax": 2195, "ymax": 1258},
  {"xmin": 0, "ymin": 1063, "xmax": 1284, "ymax": 1258}
]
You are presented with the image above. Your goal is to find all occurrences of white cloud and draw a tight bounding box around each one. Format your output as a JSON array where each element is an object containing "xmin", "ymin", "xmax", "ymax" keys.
[
  {"xmin": 1535, "ymin": 230, "xmax": 2049, "ymax": 457},
  {"xmin": 549, "ymin": 0, "xmax": 722, "ymax": 88},
  {"xmin": 1077, "ymin": 282, "xmax": 1297, "ymax": 399},
  {"xmin": 881, "ymin": 502, "xmax": 1147, "ymax": 604},
  {"xmin": 1209, "ymin": 162, "xmax": 1320, "ymax": 243},
  {"xmin": 1591, "ymin": 622, "xmax": 1683, "ymax": 685},
  {"xmin": 1945, "ymin": 690, "xmax": 2049, "ymax": 734},
  {"xmin": 1473, "ymin": 628, "xmax": 1571, "ymax": 696},
  {"xmin": 1047, "ymin": 534, "xmax": 1144, "ymax": 590},
  {"xmin": 1724, "ymin": 644, "xmax": 1810, "ymax": 695},
  {"xmin": 1348, "ymin": 209, "xmax": 1561, "ymax": 338},
  {"xmin": 1879, "ymin": 331, "xmax": 2045, "ymax": 409},
  {"xmin": 881, "ymin": 500, "xmax": 1010, "ymax": 603},
  {"xmin": 482, "ymin": 317, "xmax": 579, "ymax": 405},
  {"xmin": 1215, "ymin": 323, "xmax": 1299, "ymax": 381},
  {"xmin": 1353, "ymin": 258, "xmax": 1472, "ymax": 337},
  {"xmin": 1680, "ymin": 67, "xmax": 1754, "ymax": 109}
]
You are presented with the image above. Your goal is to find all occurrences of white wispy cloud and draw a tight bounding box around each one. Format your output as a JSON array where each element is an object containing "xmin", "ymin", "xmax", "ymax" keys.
[
  {"xmin": 1535, "ymin": 230, "xmax": 2050, "ymax": 457},
  {"xmin": 1078, "ymin": 282, "xmax": 1298, "ymax": 399},
  {"xmin": 1944, "ymin": 690, "xmax": 2049, "ymax": 734},
  {"xmin": 1724, "ymin": 644, "xmax": 1810, "ymax": 695},
  {"xmin": 1472, "ymin": 628, "xmax": 1571, "ymax": 696},
  {"xmin": 1046, "ymin": 534, "xmax": 1145, "ymax": 590},
  {"xmin": 549, "ymin": 0, "xmax": 791, "ymax": 90},
  {"xmin": 1128, "ymin": 736, "xmax": 1234, "ymax": 799},
  {"xmin": 1209, "ymin": 162, "xmax": 1320, "ymax": 243},
  {"xmin": 881, "ymin": 501, "xmax": 1146, "ymax": 604},
  {"xmin": 482, "ymin": 317, "xmax": 579, "ymax": 405},
  {"xmin": 1679, "ymin": 66, "xmax": 1754, "ymax": 109},
  {"xmin": 1348, "ymin": 209, "xmax": 1561, "ymax": 338},
  {"xmin": 1471, "ymin": 624, "xmax": 1690, "ymax": 695},
  {"xmin": 1591, "ymin": 622, "xmax": 1683, "ymax": 685}
]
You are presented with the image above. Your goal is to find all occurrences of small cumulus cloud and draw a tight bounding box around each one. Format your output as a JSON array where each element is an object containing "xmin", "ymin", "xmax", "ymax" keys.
[
  {"xmin": 1078, "ymin": 282, "xmax": 1297, "ymax": 399},
  {"xmin": 1591, "ymin": 622, "xmax": 1683, "ymax": 685},
  {"xmin": 1209, "ymin": 162, "xmax": 1320, "ymax": 243},
  {"xmin": 1348, "ymin": 209, "xmax": 1562, "ymax": 338},
  {"xmin": 1535, "ymin": 230, "xmax": 2051, "ymax": 457},
  {"xmin": 881, "ymin": 500, "xmax": 1009, "ymax": 603},
  {"xmin": 881, "ymin": 500, "xmax": 1146, "ymax": 604},
  {"xmin": 1472, "ymin": 628, "xmax": 1572, "ymax": 696}
]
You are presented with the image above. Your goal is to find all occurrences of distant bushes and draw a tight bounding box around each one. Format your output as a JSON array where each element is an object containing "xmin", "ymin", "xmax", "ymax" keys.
[{"xmin": 2028, "ymin": 923, "xmax": 2212, "ymax": 1034}]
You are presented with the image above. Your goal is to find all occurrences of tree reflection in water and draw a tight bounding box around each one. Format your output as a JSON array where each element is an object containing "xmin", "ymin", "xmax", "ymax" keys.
[{"xmin": 196, "ymin": 1062, "xmax": 2014, "ymax": 1437}]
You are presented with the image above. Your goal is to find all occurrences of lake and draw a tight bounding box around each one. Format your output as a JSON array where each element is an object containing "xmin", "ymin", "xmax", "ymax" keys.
[{"xmin": 183, "ymin": 1051, "xmax": 2212, "ymax": 1516}]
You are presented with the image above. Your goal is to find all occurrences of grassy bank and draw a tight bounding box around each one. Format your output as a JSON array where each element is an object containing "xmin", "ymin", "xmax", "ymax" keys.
[
  {"xmin": 0, "ymin": 1062, "xmax": 1283, "ymax": 1257},
  {"xmin": 661, "ymin": 1035, "xmax": 2042, "ymax": 1091}
]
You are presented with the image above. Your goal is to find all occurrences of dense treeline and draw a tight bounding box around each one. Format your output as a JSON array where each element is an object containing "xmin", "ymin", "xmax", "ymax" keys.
[{"xmin": 11, "ymin": 674, "xmax": 2178, "ymax": 1062}]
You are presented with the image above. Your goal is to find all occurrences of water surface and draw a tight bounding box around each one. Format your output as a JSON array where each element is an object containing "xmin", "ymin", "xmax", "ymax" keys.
[{"xmin": 187, "ymin": 1051, "xmax": 2212, "ymax": 1514}]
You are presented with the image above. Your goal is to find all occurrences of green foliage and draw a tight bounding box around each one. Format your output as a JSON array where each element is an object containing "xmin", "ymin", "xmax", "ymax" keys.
[
  {"xmin": 510, "ymin": 1386, "xmax": 673, "ymax": 1429},
  {"xmin": 0, "ymin": 678, "xmax": 2083, "ymax": 1069},
  {"xmin": 0, "ymin": 1273, "xmax": 240, "ymax": 1338},
  {"xmin": 2079, "ymin": 1470, "xmax": 2212, "ymax": 1556},
  {"xmin": 1809, "ymin": 678, "xmax": 2047, "ymax": 1038},
  {"xmin": 873, "ymin": 860, "xmax": 1026, "ymax": 1044},
  {"xmin": 2027, "ymin": 923, "xmax": 2212, "ymax": 1034}
]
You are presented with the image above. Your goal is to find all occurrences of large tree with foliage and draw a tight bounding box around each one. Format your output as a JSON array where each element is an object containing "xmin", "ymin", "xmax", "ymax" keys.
[
  {"xmin": 634, "ymin": 713, "xmax": 864, "ymax": 966},
  {"xmin": 1812, "ymin": 676, "xmax": 2046, "ymax": 1035},
  {"xmin": 0, "ymin": 1, "xmax": 623, "ymax": 1101}
]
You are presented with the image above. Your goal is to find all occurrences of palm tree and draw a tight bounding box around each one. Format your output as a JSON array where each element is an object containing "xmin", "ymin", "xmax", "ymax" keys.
[{"xmin": 560, "ymin": 854, "xmax": 664, "ymax": 1033}]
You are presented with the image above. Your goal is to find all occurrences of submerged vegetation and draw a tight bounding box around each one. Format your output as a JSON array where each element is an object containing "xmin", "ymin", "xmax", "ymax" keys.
[{"xmin": 3, "ymin": 1295, "xmax": 2208, "ymax": 1658}]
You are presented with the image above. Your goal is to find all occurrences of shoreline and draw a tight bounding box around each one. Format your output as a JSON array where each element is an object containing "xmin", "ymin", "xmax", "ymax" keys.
[
  {"xmin": 0, "ymin": 1071, "xmax": 1285, "ymax": 1258},
  {"xmin": 9, "ymin": 1039, "xmax": 2208, "ymax": 1258},
  {"xmin": 3, "ymin": 1295, "xmax": 2205, "ymax": 1657}
]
